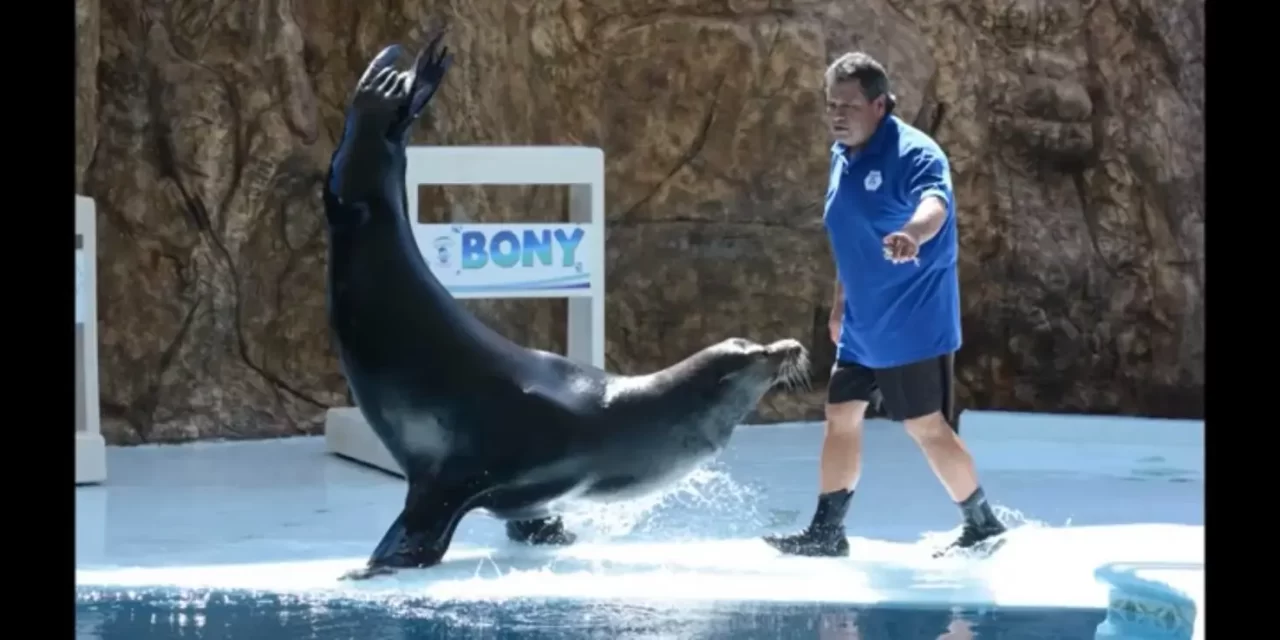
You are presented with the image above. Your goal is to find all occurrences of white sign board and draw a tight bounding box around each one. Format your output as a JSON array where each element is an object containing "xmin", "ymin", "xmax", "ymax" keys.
[
  {"xmin": 413, "ymin": 223, "xmax": 595, "ymax": 298},
  {"xmin": 75, "ymin": 247, "xmax": 85, "ymax": 324}
]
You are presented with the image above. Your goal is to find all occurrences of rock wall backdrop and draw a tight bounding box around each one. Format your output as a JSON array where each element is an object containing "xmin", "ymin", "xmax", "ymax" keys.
[{"xmin": 75, "ymin": 0, "xmax": 1204, "ymax": 444}]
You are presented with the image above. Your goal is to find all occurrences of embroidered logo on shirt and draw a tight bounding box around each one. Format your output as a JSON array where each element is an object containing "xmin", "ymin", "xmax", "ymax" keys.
[{"xmin": 864, "ymin": 170, "xmax": 883, "ymax": 192}]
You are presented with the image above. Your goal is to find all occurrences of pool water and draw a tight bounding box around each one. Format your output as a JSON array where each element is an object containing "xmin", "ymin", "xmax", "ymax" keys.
[{"xmin": 75, "ymin": 588, "xmax": 1107, "ymax": 639}]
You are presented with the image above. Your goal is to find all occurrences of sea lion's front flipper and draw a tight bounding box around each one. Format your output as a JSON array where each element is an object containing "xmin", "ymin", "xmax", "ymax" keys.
[
  {"xmin": 505, "ymin": 516, "xmax": 577, "ymax": 546},
  {"xmin": 340, "ymin": 478, "xmax": 479, "ymax": 580}
]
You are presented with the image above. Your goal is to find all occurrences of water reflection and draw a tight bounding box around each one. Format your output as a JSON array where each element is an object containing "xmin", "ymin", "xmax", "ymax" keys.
[{"xmin": 76, "ymin": 589, "xmax": 1105, "ymax": 640}]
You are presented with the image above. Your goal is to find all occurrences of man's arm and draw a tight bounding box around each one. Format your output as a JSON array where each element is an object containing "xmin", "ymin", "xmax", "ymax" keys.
[
  {"xmin": 828, "ymin": 278, "xmax": 845, "ymax": 343},
  {"xmin": 899, "ymin": 148, "xmax": 953, "ymax": 245}
]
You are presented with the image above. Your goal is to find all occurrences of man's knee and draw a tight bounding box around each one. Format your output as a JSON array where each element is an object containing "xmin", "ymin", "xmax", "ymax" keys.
[
  {"xmin": 825, "ymin": 400, "xmax": 868, "ymax": 435},
  {"xmin": 903, "ymin": 410, "xmax": 952, "ymax": 442}
]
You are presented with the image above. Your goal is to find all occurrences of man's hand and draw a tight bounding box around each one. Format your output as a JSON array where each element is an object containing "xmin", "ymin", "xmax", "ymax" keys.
[
  {"xmin": 886, "ymin": 195, "xmax": 947, "ymax": 264},
  {"xmin": 829, "ymin": 310, "xmax": 842, "ymax": 345},
  {"xmin": 883, "ymin": 230, "xmax": 922, "ymax": 264}
]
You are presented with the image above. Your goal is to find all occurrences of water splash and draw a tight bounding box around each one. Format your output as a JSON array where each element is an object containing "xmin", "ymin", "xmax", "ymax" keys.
[
  {"xmin": 556, "ymin": 462, "xmax": 762, "ymax": 541},
  {"xmin": 914, "ymin": 502, "xmax": 1052, "ymax": 553}
]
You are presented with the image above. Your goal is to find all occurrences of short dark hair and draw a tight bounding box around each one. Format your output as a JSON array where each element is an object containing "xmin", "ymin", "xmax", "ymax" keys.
[{"xmin": 825, "ymin": 52, "xmax": 897, "ymax": 114}]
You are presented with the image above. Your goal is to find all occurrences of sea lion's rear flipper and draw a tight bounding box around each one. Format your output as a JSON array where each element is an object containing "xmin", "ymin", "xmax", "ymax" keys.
[
  {"xmin": 355, "ymin": 45, "xmax": 405, "ymax": 98},
  {"xmin": 392, "ymin": 26, "xmax": 454, "ymax": 141},
  {"xmin": 327, "ymin": 44, "xmax": 415, "ymax": 208},
  {"xmin": 339, "ymin": 478, "xmax": 478, "ymax": 580}
]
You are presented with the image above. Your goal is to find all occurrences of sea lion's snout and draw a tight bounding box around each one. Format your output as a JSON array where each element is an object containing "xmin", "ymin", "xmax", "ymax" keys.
[
  {"xmin": 764, "ymin": 339, "xmax": 807, "ymax": 365},
  {"xmin": 763, "ymin": 339, "xmax": 811, "ymax": 392}
]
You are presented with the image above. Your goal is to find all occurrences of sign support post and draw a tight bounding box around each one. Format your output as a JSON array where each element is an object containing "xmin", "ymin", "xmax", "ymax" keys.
[{"xmin": 76, "ymin": 195, "xmax": 107, "ymax": 485}]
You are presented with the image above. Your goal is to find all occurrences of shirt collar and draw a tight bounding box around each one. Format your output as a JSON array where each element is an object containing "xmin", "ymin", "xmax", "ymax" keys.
[{"xmin": 831, "ymin": 114, "xmax": 897, "ymax": 159}]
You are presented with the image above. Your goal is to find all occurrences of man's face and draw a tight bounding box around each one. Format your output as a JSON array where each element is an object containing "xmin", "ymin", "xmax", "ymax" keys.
[{"xmin": 825, "ymin": 80, "xmax": 885, "ymax": 148}]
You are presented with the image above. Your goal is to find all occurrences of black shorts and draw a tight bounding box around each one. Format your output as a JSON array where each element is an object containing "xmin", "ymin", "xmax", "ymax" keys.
[{"xmin": 827, "ymin": 353, "xmax": 956, "ymax": 427}]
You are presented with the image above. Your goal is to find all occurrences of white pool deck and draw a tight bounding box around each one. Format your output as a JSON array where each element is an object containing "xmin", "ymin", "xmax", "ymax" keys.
[{"xmin": 74, "ymin": 410, "xmax": 1203, "ymax": 635}]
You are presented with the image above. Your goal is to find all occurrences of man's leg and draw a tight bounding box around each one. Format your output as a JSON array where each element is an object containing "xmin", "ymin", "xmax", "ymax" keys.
[
  {"xmin": 819, "ymin": 399, "xmax": 868, "ymax": 494},
  {"xmin": 878, "ymin": 354, "xmax": 1006, "ymax": 553},
  {"xmin": 762, "ymin": 361, "xmax": 874, "ymax": 557}
]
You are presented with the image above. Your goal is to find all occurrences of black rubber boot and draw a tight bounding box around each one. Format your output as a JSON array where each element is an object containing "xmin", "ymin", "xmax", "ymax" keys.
[
  {"xmin": 934, "ymin": 486, "xmax": 1007, "ymax": 557},
  {"xmin": 763, "ymin": 489, "xmax": 853, "ymax": 557}
]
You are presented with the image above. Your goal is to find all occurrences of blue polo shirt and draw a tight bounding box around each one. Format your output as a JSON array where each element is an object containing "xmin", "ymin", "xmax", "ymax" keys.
[{"xmin": 823, "ymin": 115, "xmax": 962, "ymax": 369}]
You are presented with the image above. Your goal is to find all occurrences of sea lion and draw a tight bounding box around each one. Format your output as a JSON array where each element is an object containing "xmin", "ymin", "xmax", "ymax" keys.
[{"xmin": 323, "ymin": 29, "xmax": 811, "ymax": 580}]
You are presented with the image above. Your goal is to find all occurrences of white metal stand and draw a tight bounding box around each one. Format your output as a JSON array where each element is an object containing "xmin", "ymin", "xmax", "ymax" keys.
[
  {"xmin": 76, "ymin": 195, "xmax": 106, "ymax": 485},
  {"xmin": 324, "ymin": 146, "xmax": 607, "ymax": 477}
]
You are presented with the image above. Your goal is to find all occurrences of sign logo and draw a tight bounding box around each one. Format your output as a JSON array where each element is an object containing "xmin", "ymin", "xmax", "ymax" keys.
[
  {"xmin": 864, "ymin": 170, "xmax": 883, "ymax": 192},
  {"xmin": 431, "ymin": 235, "xmax": 454, "ymax": 268},
  {"xmin": 415, "ymin": 224, "xmax": 593, "ymax": 297},
  {"xmin": 459, "ymin": 227, "xmax": 584, "ymax": 271}
]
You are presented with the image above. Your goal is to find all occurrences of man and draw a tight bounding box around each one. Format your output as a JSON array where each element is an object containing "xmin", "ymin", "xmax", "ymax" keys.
[{"xmin": 763, "ymin": 52, "xmax": 1007, "ymax": 558}]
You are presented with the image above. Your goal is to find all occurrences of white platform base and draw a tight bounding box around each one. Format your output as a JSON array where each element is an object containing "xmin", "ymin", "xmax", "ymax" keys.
[
  {"xmin": 324, "ymin": 407, "xmax": 405, "ymax": 478},
  {"xmin": 76, "ymin": 431, "xmax": 107, "ymax": 485}
]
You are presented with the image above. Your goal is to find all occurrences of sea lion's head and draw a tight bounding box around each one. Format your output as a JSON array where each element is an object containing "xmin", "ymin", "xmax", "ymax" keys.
[{"xmin": 700, "ymin": 337, "xmax": 812, "ymax": 397}]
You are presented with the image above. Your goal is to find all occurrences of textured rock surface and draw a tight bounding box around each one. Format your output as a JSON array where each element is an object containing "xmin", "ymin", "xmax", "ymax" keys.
[{"xmin": 76, "ymin": 0, "xmax": 1203, "ymax": 443}]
